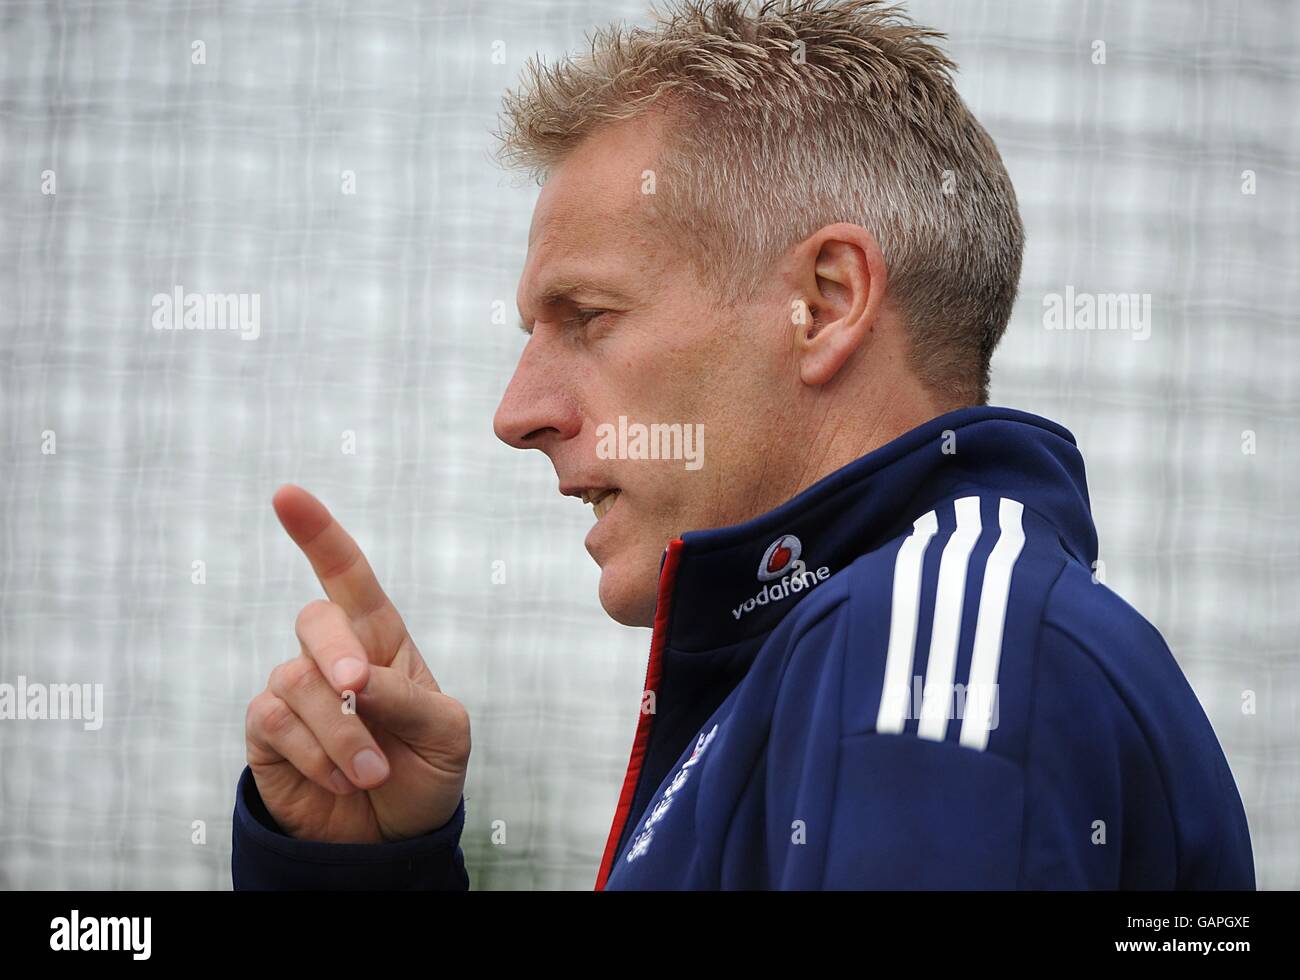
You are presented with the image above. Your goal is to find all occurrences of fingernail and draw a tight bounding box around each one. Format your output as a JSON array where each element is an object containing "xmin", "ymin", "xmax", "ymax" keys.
[
  {"xmin": 327, "ymin": 767, "xmax": 354, "ymax": 795},
  {"xmin": 352, "ymin": 749, "xmax": 388, "ymax": 784},
  {"xmin": 333, "ymin": 657, "xmax": 365, "ymax": 689}
]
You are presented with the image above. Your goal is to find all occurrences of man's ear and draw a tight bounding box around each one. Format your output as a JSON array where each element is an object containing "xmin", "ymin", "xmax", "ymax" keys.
[{"xmin": 790, "ymin": 224, "xmax": 888, "ymax": 387}]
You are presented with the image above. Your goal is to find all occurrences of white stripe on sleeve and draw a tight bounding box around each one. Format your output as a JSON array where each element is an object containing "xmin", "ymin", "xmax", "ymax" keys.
[
  {"xmin": 918, "ymin": 496, "xmax": 983, "ymax": 741},
  {"xmin": 959, "ymin": 497, "xmax": 1026, "ymax": 751},
  {"xmin": 876, "ymin": 509, "xmax": 939, "ymax": 735}
]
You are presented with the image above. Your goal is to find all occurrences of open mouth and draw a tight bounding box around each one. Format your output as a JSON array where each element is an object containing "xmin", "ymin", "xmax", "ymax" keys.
[{"xmin": 582, "ymin": 488, "xmax": 621, "ymax": 520}]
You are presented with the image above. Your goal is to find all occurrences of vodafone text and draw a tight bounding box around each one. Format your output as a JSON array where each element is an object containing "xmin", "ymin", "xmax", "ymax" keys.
[{"xmin": 733, "ymin": 563, "xmax": 831, "ymax": 620}]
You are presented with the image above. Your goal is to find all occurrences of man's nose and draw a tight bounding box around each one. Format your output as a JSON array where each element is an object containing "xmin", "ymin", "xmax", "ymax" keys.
[{"xmin": 492, "ymin": 339, "xmax": 582, "ymax": 450}]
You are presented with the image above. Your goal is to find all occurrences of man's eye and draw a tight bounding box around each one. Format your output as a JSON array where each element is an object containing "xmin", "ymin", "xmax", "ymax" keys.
[{"xmin": 568, "ymin": 309, "xmax": 606, "ymax": 327}]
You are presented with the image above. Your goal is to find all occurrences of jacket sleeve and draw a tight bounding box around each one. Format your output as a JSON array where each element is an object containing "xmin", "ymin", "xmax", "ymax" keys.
[
  {"xmin": 231, "ymin": 766, "xmax": 470, "ymax": 890},
  {"xmin": 813, "ymin": 733, "xmax": 1034, "ymax": 889}
]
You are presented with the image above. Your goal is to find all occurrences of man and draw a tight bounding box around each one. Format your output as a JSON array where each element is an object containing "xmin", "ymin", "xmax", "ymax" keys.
[{"xmin": 232, "ymin": 0, "xmax": 1254, "ymax": 889}]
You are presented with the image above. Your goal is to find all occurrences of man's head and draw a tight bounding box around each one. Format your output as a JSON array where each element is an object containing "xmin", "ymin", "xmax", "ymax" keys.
[{"xmin": 492, "ymin": 0, "xmax": 1024, "ymax": 627}]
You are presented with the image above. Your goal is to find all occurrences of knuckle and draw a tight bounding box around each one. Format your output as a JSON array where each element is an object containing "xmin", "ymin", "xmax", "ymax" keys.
[
  {"xmin": 244, "ymin": 694, "xmax": 266, "ymax": 737},
  {"xmin": 284, "ymin": 661, "xmax": 320, "ymax": 698},
  {"xmin": 269, "ymin": 657, "xmax": 319, "ymax": 700},
  {"xmin": 263, "ymin": 702, "xmax": 298, "ymax": 739},
  {"xmin": 444, "ymin": 695, "xmax": 471, "ymax": 733},
  {"xmin": 439, "ymin": 695, "xmax": 473, "ymax": 763},
  {"xmin": 251, "ymin": 696, "xmax": 296, "ymax": 740},
  {"xmin": 266, "ymin": 660, "xmax": 290, "ymax": 696},
  {"xmin": 323, "ymin": 705, "xmax": 369, "ymax": 748}
]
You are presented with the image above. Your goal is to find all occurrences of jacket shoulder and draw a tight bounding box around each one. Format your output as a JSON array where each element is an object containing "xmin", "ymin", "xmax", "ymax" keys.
[
  {"xmin": 1037, "ymin": 563, "xmax": 1255, "ymax": 887},
  {"xmin": 773, "ymin": 494, "xmax": 1254, "ymax": 887},
  {"xmin": 771, "ymin": 488, "xmax": 1215, "ymax": 772},
  {"xmin": 824, "ymin": 492, "xmax": 1076, "ymax": 759}
]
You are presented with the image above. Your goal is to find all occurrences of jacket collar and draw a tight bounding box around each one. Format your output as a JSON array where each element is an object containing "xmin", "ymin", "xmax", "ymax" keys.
[{"xmin": 661, "ymin": 405, "xmax": 1098, "ymax": 653}]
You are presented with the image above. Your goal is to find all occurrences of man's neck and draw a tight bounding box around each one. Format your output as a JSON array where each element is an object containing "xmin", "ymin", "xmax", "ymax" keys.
[{"xmin": 786, "ymin": 381, "xmax": 957, "ymax": 510}]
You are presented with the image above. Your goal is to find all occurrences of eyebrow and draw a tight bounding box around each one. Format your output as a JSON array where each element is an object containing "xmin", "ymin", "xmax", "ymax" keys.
[{"xmin": 517, "ymin": 278, "xmax": 636, "ymax": 333}]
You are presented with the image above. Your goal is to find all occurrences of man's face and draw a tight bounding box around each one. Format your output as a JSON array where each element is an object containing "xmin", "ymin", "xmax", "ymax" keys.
[{"xmin": 493, "ymin": 114, "xmax": 798, "ymax": 627}]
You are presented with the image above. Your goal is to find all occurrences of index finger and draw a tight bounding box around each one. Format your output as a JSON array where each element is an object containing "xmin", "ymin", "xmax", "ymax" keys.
[{"xmin": 272, "ymin": 484, "xmax": 409, "ymax": 662}]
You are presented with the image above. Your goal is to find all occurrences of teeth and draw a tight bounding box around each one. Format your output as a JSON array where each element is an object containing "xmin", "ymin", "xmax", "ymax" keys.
[{"xmin": 592, "ymin": 489, "xmax": 619, "ymax": 520}]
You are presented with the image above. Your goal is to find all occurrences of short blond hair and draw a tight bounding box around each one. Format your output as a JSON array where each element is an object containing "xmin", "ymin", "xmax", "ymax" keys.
[{"xmin": 494, "ymin": 0, "xmax": 1023, "ymax": 405}]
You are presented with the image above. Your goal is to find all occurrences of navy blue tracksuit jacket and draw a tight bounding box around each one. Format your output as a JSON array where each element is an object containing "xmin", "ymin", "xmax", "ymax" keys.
[{"xmin": 232, "ymin": 406, "xmax": 1255, "ymax": 889}]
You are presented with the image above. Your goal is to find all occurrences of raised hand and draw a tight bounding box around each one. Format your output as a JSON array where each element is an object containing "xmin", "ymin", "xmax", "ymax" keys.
[{"xmin": 244, "ymin": 485, "xmax": 470, "ymax": 843}]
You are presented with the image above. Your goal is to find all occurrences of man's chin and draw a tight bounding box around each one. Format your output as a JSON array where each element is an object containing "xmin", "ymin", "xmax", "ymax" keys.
[{"xmin": 596, "ymin": 558, "xmax": 658, "ymax": 628}]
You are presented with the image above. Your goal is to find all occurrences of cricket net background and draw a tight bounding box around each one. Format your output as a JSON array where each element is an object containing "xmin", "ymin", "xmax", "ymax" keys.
[{"xmin": 0, "ymin": 0, "xmax": 1296, "ymax": 889}]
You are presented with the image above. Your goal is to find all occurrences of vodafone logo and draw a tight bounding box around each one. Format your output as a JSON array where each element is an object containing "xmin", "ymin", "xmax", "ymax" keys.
[
  {"xmin": 758, "ymin": 534, "xmax": 801, "ymax": 581},
  {"xmin": 734, "ymin": 534, "xmax": 831, "ymax": 621}
]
